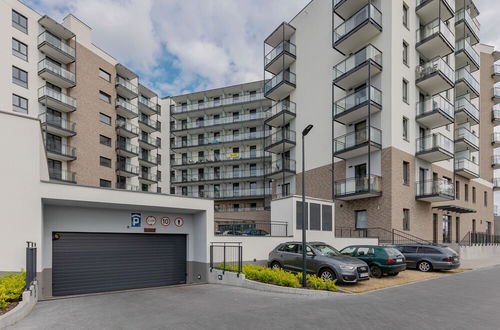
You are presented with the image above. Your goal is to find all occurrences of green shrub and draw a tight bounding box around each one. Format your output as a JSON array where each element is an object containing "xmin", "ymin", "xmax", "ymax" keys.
[{"xmin": 0, "ymin": 272, "xmax": 26, "ymax": 309}]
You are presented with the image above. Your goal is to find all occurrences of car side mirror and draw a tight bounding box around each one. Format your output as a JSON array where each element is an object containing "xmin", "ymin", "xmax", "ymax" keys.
[{"xmin": 306, "ymin": 251, "xmax": 315, "ymax": 257}]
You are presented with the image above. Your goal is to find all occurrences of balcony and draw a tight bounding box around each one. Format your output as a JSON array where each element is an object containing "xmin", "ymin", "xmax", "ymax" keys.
[
  {"xmin": 265, "ymin": 22, "xmax": 295, "ymax": 51},
  {"xmin": 139, "ymin": 96, "xmax": 158, "ymax": 116},
  {"xmin": 264, "ymin": 71, "xmax": 296, "ymax": 102},
  {"xmin": 38, "ymin": 31, "xmax": 75, "ymax": 64},
  {"xmin": 265, "ymin": 129, "xmax": 296, "ymax": 154},
  {"xmin": 138, "ymin": 116, "xmax": 159, "ymax": 133},
  {"xmin": 38, "ymin": 59, "xmax": 75, "ymax": 88},
  {"xmin": 494, "ymin": 178, "xmax": 500, "ymax": 191},
  {"xmin": 171, "ymin": 93, "xmax": 266, "ymax": 116},
  {"xmin": 333, "ymin": 0, "xmax": 373, "ymax": 19},
  {"xmin": 455, "ymin": 127, "xmax": 479, "ymax": 152},
  {"xmin": 39, "ymin": 113, "xmax": 76, "ymax": 137},
  {"xmin": 456, "ymin": 39, "xmax": 480, "ymax": 72},
  {"xmin": 172, "ymin": 169, "xmax": 266, "ymax": 185},
  {"xmin": 415, "ymin": 57, "xmax": 454, "ymax": 95},
  {"xmin": 171, "ymin": 150, "xmax": 271, "ymax": 168},
  {"xmin": 333, "ymin": 4, "xmax": 382, "ymax": 55},
  {"xmin": 116, "ymin": 162, "xmax": 139, "ymax": 178},
  {"xmin": 416, "ymin": 133, "xmax": 454, "ymax": 162},
  {"xmin": 173, "ymin": 111, "xmax": 270, "ymax": 134},
  {"xmin": 335, "ymin": 175, "xmax": 382, "ymax": 201},
  {"xmin": 332, "ymin": 44, "xmax": 382, "ymax": 90},
  {"xmin": 139, "ymin": 172, "xmax": 158, "ymax": 184},
  {"xmin": 493, "ymin": 64, "xmax": 500, "ymax": 83},
  {"xmin": 455, "ymin": 158, "xmax": 479, "ymax": 179},
  {"xmin": 416, "ymin": 95, "xmax": 454, "ymax": 129},
  {"xmin": 333, "ymin": 86, "xmax": 382, "ymax": 125},
  {"xmin": 333, "ymin": 127, "xmax": 381, "ymax": 159},
  {"xmin": 116, "ymin": 76, "xmax": 138, "ymax": 99},
  {"xmin": 116, "ymin": 183, "xmax": 139, "ymax": 191},
  {"xmin": 139, "ymin": 154, "xmax": 158, "ymax": 167},
  {"xmin": 139, "ymin": 135, "xmax": 159, "ymax": 150},
  {"xmin": 492, "ymin": 133, "xmax": 500, "ymax": 148},
  {"xmin": 116, "ymin": 120, "xmax": 139, "ymax": 138},
  {"xmin": 455, "ymin": 9, "xmax": 480, "ymax": 45},
  {"xmin": 48, "ymin": 169, "xmax": 76, "ymax": 184},
  {"xmin": 265, "ymin": 41, "xmax": 296, "ymax": 75},
  {"xmin": 455, "ymin": 0, "xmax": 479, "ymax": 18},
  {"xmin": 416, "ymin": 0, "xmax": 454, "ymax": 25},
  {"xmin": 46, "ymin": 143, "xmax": 76, "ymax": 161},
  {"xmin": 455, "ymin": 97, "xmax": 479, "ymax": 125},
  {"xmin": 264, "ymin": 100, "xmax": 296, "ymax": 127},
  {"xmin": 415, "ymin": 179, "xmax": 454, "ymax": 202},
  {"xmin": 266, "ymin": 159, "xmax": 296, "ymax": 180},
  {"xmin": 116, "ymin": 141, "xmax": 139, "ymax": 157},
  {"xmin": 455, "ymin": 67, "xmax": 479, "ymax": 98},
  {"xmin": 116, "ymin": 98, "xmax": 139, "ymax": 119},
  {"xmin": 206, "ymin": 188, "xmax": 272, "ymax": 200},
  {"xmin": 492, "ymin": 156, "xmax": 500, "ymax": 169},
  {"xmin": 171, "ymin": 131, "xmax": 270, "ymax": 151},
  {"xmin": 492, "ymin": 107, "xmax": 500, "ymax": 127},
  {"xmin": 493, "ymin": 88, "xmax": 500, "ymax": 105},
  {"xmin": 38, "ymin": 86, "xmax": 76, "ymax": 113},
  {"xmin": 416, "ymin": 19, "xmax": 455, "ymax": 60}
]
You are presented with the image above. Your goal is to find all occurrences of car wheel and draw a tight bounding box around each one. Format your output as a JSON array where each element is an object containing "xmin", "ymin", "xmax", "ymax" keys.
[
  {"xmin": 319, "ymin": 268, "xmax": 337, "ymax": 281},
  {"xmin": 270, "ymin": 261, "xmax": 282, "ymax": 270},
  {"xmin": 417, "ymin": 261, "xmax": 432, "ymax": 272},
  {"xmin": 388, "ymin": 272, "xmax": 399, "ymax": 276},
  {"xmin": 370, "ymin": 265, "xmax": 383, "ymax": 278}
]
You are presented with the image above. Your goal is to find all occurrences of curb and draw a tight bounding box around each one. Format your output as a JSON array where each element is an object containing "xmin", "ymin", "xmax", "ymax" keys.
[{"xmin": 0, "ymin": 282, "xmax": 38, "ymax": 329}]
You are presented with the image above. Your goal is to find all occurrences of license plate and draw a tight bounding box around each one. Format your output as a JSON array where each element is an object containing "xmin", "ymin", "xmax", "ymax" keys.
[
  {"xmin": 454, "ymin": 257, "xmax": 458, "ymax": 261},
  {"xmin": 396, "ymin": 258, "xmax": 403, "ymax": 263},
  {"xmin": 359, "ymin": 273, "xmax": 369, "ymax": 278}
]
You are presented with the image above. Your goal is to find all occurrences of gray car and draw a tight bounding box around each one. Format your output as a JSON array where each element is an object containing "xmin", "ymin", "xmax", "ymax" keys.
[
  {"xmin": 395, "ymin": 245, "xmax": 460, "ymax": 272},
  {"xmin": 268, "ymin": 241, "xmax": 370, "ymax": 284}
]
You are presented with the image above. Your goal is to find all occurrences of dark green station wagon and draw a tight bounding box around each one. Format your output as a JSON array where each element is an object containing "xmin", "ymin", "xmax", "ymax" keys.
[{"xmin": 340, "ymin": 245, "xmax": 407, "ymax": 278}]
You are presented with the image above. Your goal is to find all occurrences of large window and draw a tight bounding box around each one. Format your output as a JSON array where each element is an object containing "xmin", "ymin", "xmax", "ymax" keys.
[
  {"xmin": 403, "ymin": 209, "xmax": 410, "ymax": 231},
  {"xmin": 12, "ymin": 94, "xmax": 28, "ymax": 114},
  {"xmin": 99, "ymin": 134, "xmax": 111, "ymax": 147},
  {"xmin": 100, "ymin": 156, "xmax": 111, "ymax": 168},
  {"xmin": 402, "ymin": 116, "xmax": 409, "ymax": 141},
  {"xmin": 99, "ymin": 69, "xmax": 111, "ymax": 82},
  {"xmin": 402, "ymin": 79, "xmax": 409, "ymax": 103},
  {"xmin": 12, "ymin": 38, "xmax": 28, "ymax": 61},
  {"xmin": 403, "ymin": 161, "xmax": 410, "ymax": 185},
  {"xmin": 99, "ymin": 91, "xmax": 111, "ymax": 103},
  {"xmin": 99, "ymin": 179, "xmax": 111, "ymax": 188},
  {"xmin": 12, "ymin": 66, "xmax": 28, "ymax": 88},
  {"xmin": 12, "ymin": 10, "xmax": 28, "ymax": 33},
  {"xmin": 355, "ymin": 210, "xmax": 367, "ymax": 229},
  {"xmin": 99, "ymin": 112, "xmax": 111, "ymax": 125}
]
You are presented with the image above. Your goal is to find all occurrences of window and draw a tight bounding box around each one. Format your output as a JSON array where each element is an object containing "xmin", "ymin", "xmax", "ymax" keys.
[
  {"xmin": 12, "ymin": 94, "xmax": 28, "ymax": 114},
  {"xmin": 279, "ymin": 244, "xmax": 299, "ymax": 254},
  {"xmin": 403, "ymin": 209, "xmax": 410, "ymax": 231},
  {"xmin": 400, "ymin": 246, "xmax": 418, "ymax": 253},
  {"xmin": 484, "ymin": 191, "xmax": 488, "ymax": 207},
  {"xmin": 465, "ymin": 184, "xmax": 469, "ymax": 201},
  {"xmin": 403, "ymin": 161, "xmax": 410, "ymax": 185},
  {"xmin": 12, "ymin": 38, "xmax": 28, "ymax": 61},
  {"xmin": 250, "ymin": 203, "xmax": 257, "ymax": 210},
  {"xmin": 12, "ymin": 66, "xmax": 28, "ymax": 88},
  {"xmin": 355, "ymin": 210, "xmax": 367, "ymax": 229},
  {"xmin": 402, "ymin": 3, "xmax": 408, "ymax": 28},
  {"xmin": 99, "ymin": 69, "xmax": 111, "ymax": 82},
  {"xmin": 99, "ymin": 179, "xmax": 111, "ymax": 188},
  {"xmin": 456, "ymin": 181, "xmax": 460, "ymax": 199},
  {"xmin": 403, "ymin": 41, "xmax": 408, "ymax": 65},
  {"xmin": 99, "ymin": 91, "xmax": 111, "ymax": 103},
  {"xmin": 402, "ymin": 116, "xmax": 409, "ymax": 141},
  {"xmin": 99, "ymin": 134, "xmax": 111, "ymax": 147},
  {"xmin": 417, "ymin": 247, "xmax": 440, "ymax": 254},
  {"xmin": 12, "ymin": 10, "xmax": 28, "ymax": 33},
  {"xmin": 472, "ymin": 187, "xmax": 476, "ymax": 203},
  {"xmin": 402, "ymin": 79, "xmax": 408, "ymax": 103},
  {"xmin": 99, "ymin": 113, "xmax": 111, "ymax": 125},
  {"xmin": 100, "ymin": 156, "xmax": 111, "ymax": 168},
  {"xmin": 356, "ymin": 247, "xmax": 375, "ymax": 256},
  {"xmin": 142, "ymin": 184, "xmax": 149, "ymax": 192}
]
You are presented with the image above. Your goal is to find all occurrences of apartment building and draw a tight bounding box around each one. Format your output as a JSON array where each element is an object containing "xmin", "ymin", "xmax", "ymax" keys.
[
  {"xmin": 166, "ymin": 81, "xmax": 274, "ymax": 219},
  {"xmin": 1, "ymin": 0, "xmax": 168, "ymax": 193}
]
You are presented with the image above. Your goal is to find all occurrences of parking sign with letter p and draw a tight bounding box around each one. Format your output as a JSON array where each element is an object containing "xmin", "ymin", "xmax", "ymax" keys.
[{"xmin": 131, "ymin": 213, "xmax": 141, "ymax": 227}]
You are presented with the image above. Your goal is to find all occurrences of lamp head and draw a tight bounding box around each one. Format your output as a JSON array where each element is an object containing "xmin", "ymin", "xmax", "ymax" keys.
[{"xmin": 302, "ymin": 124, "xmax": 314, "ymax": 136}]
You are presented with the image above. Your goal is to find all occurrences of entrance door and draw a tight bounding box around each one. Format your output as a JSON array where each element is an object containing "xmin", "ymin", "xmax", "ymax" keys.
[{"xmin": 354, "ymin": 163, "xmax": 367, "ymax": 192}]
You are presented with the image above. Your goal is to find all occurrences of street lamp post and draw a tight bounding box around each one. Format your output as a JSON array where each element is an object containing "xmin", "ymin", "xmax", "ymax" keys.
[{"xmin": 301, "ymin": 124, "xmax": 314, "ymax": 288}]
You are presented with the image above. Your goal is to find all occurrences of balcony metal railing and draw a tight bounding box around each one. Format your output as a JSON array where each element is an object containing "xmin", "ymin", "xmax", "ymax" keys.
[
  {"xmin": 334, "ymin": 86, "xmax": 382, "ymax": 117},
  {"xmin": 39, "ymin": 113, "xmax": 76, "ymax": 132},
  {"xmin": 171, "ymin": 92, "xmax": 265, "ymax": 114},
  {"xmin": 38, "ymin": 86, "xmax": 77, "ymax": 108},
  {"xmin": 48, "ymin": 169, "xmax": 76, "ymax": 182},
  {"xmin": 455, "ymin": 158, "xmax": 479, "ymax": 174},
  {"xmin": 140, "ymin": 172, "xmax": 158, "ymax": 182},
  {"xmin": 116, "ymin": 120, "xmax": 139, "ymax": 135},
  {"xmin": 416, "ymin": 133, "xmax": 453, "ymax": 153},
  {"xmin": 455, "ymin": 127, "xmax": 479, "ymax": 148},
  {"xmin": 116, "ymin": 76, "xmax": 138, "ymax": 94},
  {"xmin": 172, "ymin": 150, "xmax": 270, "ymax": 166},
  {"xmin": 416, "ymin": 57, "xmax": 454, "ymax": 83},
  {"xmin": 456, "ymin": 9, "xmax": 480, "ymax": 37},
  {"xmin": 117, "ymin": 162, "xmax": 139, "ymax": 175},
  {"xmin": 46, "ymin": 142, "xmax": 76, "ymax": 158},
  {"xmin": 38, "ymin": 31, "xmax": 75, "ymax": 58},
  {"xmin": 38, "ymin": 59, "xmax": 75, "ymax": 83},
  {"xmin": 334, "ymin": 127, "xmax": 382, "ymax": 153},
  {"xmin": 116, "ymin": 98, "xmax": 139, "ymax": 116},
  {"xmin": 456, "ymin": 67, "xmax": 480, "ymax": 93},
  {"xmin": 116, "ymin": 141, "xmax": 139, "ymax": 155},
  {"xmin": 269, "ymin": 100, "xmax": 296, "ymax": 118},
  {"xmin": 172, "ymin": 131, "xmax": 270, "ymax": 149},
  {"xmin": 333, "ymin": 44, "xmax": 382, "ymax": 80},
  {"xmin": 416, "ymin": 179, "xmax": 454, "ymax": 198},
  {"xmin": 455, "ymin": 97, "xmax": 480, "ymax": 122},
  {"xmin": 335, "ymin": 175, "xmax": 382, "ymax": 196},
  {"xmin": 416, "ymin": 19, "xmax": 454, "ymax": 46},
  {"xmin": 264, "ymin": 71, "xmax": 296, "ymax": 94},
  {"xmin": 456, "ymin": 38, "xmax": 480, "ymax": 66},
  {"xmin": 266, "ymin": 159, "xmax": 296, "ymax": 174},
  {"xmin": 265, "ymin": 41, "xmax": 296, "ymax": 66},
  {"xmin": 333, "ymin": 4, "xmax": 382, "ymax": 43},
  {"xmin": 172, "ymin": 111, "xmax": 270, "ymax": 131},
  {"xmin": 139, "ymin": 96, "xmax": 157, "ymax": 111},
  {"xmin": 265, "ymin": 129, "xmax": 296, "ymax": 147},
  {"xmin": 116, "ymin": 183, "xmax": 139, "ymax": 191},
  {"xmin": 416, "ymin": 94, "xmax": 454, "ymax": 118}
]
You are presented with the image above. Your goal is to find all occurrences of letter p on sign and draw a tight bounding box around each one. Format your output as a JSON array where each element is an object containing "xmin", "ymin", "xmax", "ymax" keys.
[{"xmin": 131, "ymin": 213, "xmax": 141, "ymax": 227}]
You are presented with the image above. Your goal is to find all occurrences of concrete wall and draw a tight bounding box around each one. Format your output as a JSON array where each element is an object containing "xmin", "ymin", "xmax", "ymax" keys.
[{"xmin": 459, "ymin": 245, "xmax": 500, "ymax": 260}]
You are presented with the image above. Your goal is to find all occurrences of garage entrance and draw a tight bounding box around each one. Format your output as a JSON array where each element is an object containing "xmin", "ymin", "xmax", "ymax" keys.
[{"xmin": 52, "ymin": 232, "xmax": 187, "ymax": 296}]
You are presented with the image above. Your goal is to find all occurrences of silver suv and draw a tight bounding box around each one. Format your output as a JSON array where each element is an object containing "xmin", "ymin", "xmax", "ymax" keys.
[{"xmin": 268, "ymin": 241, "xmax": 370, "ymax": 284}]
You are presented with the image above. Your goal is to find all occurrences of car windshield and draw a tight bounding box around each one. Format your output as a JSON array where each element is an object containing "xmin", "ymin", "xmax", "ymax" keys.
[
  {"xmin": 385, "ymin": 248, "xmax": 402, "ymax": 256},
  {"xmin": 312, "ymin": 244, "xmax": 341, "ymax": 256}
]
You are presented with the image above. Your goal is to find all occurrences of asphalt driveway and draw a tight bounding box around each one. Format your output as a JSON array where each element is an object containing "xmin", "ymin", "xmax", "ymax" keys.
[{"xmin": 9, "ymin": 266, "xmax": 500, "ymax": 330}]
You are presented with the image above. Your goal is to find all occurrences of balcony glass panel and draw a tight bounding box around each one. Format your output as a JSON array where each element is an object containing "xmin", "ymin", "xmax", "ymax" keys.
[
  {"xmin": 456, "ymin": 9, "xmax": 480, "ymax": 37},
  {"xmin": 456, "ymin": 38, "xmax": 480, "ymax": 65},
  {"xmin": 455, "ymin": 158, "xmax": 479, "ymax": 174},
  {"xmin": 455, "ymin": 127, "xmax": 479, "ymax": 147},
  {"xmin": 172, "ymin": 131, "xmax": 270, "ymax": 148},
  {"xmin": 269, "ymin": 100, "xmax": 296, "ymax": 117},
  {"xmin": 494, "ymin": 64, "xmax": 500, "ymax": 75},
  {"xmin": 47, "ymin": 142, "xmax": 76, "ymax": 158},
  {"xmin": 139, "ymin": 96, "xmax": 157, "ymax": 110},
  {"xmin": 40, "ymin": 113, "xmax": 76, "ymax": 132},
  {"xmin": 38, "ymin": 31, "xmax": 75, "ymax": 57},
  {"xmin": 267, "ymin": 159, "xmax": 296, "ymax": 174},
  {"xmin": 416, "ymin": 133, "xmax": 453, "ymax": 153},
  {"xmin": 455, "ymin": 97, "xmax": 479, "ymax": 122},
  {"xmin": 416, "ymin": 19, "xmax": 454, "ymax": 46},
  {"xmin": 117, "ymin": 162, "xmax": 139, "ymax": 175},
  {"xmin": 416, "ymin": 57, "xmax": 454, "ymax": 82},
  {"xmin": 333, "ymin": 4, "xmax": 382, "ymax": 43},
  {"xmin": 38, "ymin": 59, "xmax": 75, "ymax": 83},
  {"xmin": 264, "ymin": 71, "xmax": 296, "ymax": 94},
  {"xmin": 265, "ymin": 41, "xmax": 296, "ymax": 66},
  {"xmin": 416, "ymin": 179, "xmax": 454, "ymax": 198},
  {"xmin": 266, "ymin": 129, "xmax": 296, "ymax": 146},
  {"xmin": 492, "ymin": 106, "xmax": 500, "ymax": 121},
  {"xmin": 494, "ymin": 88, "xmax": 500, "ymax": 98},
  {"xmin": 334, "ymin": 127, "xmax": 381, "ymax": 153},
  {"xmin": 116, "ymin": 98, "xmax": 139, "ymax": 115},
  {"xmin": 117, "ymin": 141, "xmax": 139, "ymax": 154},
  {"xmin": 173, "ymin": 111, "xmax": 269, "ymax": 130},
  {"xmin": 335, "ymin": 175, "xmax": 382, "ymax": 196},
  {"xmin": 492, "ymin": 155, "xmax": 500, "ymax": 166},
  {"xmin": 456, "ymin": 67, "xmax": 479, "ymax": 92},
  {"xmin": 49, "ymin": 169, "xmax": 76, "ymax": 182},
  {"xmin": 416, "ymin": 95, "xmax": 454, "ymax": 118},
  {"xmin": 116, "ymin": 76, "xmax": 138, "ymax": 94},
  {"xmin": 38, "ymin": 86, "xmax": 77, "ymax": 107},
  {"xmin": 171, "ymin": 93, "xmax": 265, "ymax": 114},
  {"xmin": 334, "ymin": 86, "xmax": 381, "ymax": 117},
  {"xmin": 333, "ymin": 45, "xmax": 382, "ymax": 80}
]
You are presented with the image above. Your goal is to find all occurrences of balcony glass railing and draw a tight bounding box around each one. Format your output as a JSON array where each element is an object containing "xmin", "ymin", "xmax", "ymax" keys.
[
  {"xmin": 267, "ymin": 159, "xmax": 296, "ymax": 174},
  {"xmin": 334, "ymin": 127, "xmax": 382, "ymax": 153},
  {"xmin": 416, "ymin": 95, "xmax": 454, "ymax": 118},
  {"xmin": 116, "ymin": 76, "xmax": 138, "ymax": 94},
  {"xmin": 38, "ymin": 31, "xmax": 75, "ymax": 58},
  {"xmin": 49, "ymin": 169, "xmax": 76, "ymax": 182},
  {"xmin": 333, "ymin": 4, "xmax": 382, "ymax": 43},
  {"xmin": 265, "ymin": 41, "xmax": 296, "ymax": 66},
  {"xmin": 265, "ymin": 129, "xmax": 296, "ymax": 147},
  {"xmin": 39, "ymin": 113, "xmax": 76, "ymax": 132},
  {"xmin": 116, "ymin": 120, "xmax": 139, "ymax": 135},
  {"xmin": 335, "ymin": 175, "xmax": 382, "ymax": 196},
  {"xmin": 38, "ymin": 86, "xmax": 77, "ymax": 108},
  {"xmin": 171, "ymin": 93, "xmax": 265, "ymax": 114},
  {"xmin": 333, "ymin": 44, "xmax": 382, "ymax": 80},
  {"xmin": 494, "ymin": 64, "xmax": 500, "ymax": 76},
  {"xmin": 417, "ymin": 0, "xmax": 455, "ymax": 8},
  {"xmin": 139, "ymin": 135, "xmax": 159, "ymax": 147},
  {"xmin": 172, "ymin": 131, "xmax": 270, "ymax": 148},
  {"xmin": 172, "ymin": 111, "xmax": 270, "ymax": 131},
  {"xmin": 455, "ymin": 97, "xmax": 479, "ymax": 122},
  {"xmin": 455, "ymin": 127, "xmax": 479, "ymax": 148},
  {"xmin": 117, "ymin": 162, "xmax": 139, "ymax": 175},
  {"xmin": 494, "ymin": 88, "xmax": 500, "ymax": 98},
  {"xmin": 140, "ymin": 172, "xmax": 158, "ymax": 182},
  {"xmin": 492, "ymin": 155, "xmax": 500, "ymax": 166},
  {"xmin": 492, "ymin": 133, "xmax": 500, "ymax": 144},
  {"xmin": 416, "ymin": 133, "xmax": 453, "ymax": 153},
  {"xmin": 456, "ymin": 67, "xmax": 479, "ymax": 93},
  {"xmin": 139, "ymin": 96, "xmax": 157, "ymax": 111},
  {"xmin": 264, "ymin": 71, "xmax": 296, "ymax": 94},
  {"xmin": 140, "ymin": 154, "xmax": 158, "ymax": 165},
  {"xmin": 116, "ymin": 141, "xmax": 139, "ymax": 155},
  {"xmin": 456, "ymin": 9, "xmax": 480, "ymax": 37},
  {"xmin": 172, "ymin": 150, "xmax": 270, "ymax": 166},
  {"xmin": 38, "ymin": 59, "xmax": 75, "ymax": 83},
  {"xmin": 416, "ymin": 57, "xmax": 454, "ymax": 82},
  {"xmin": 455, "ymin": 158, "xmax": 479, "ymax": 174},
  {"xmin": 116, "ymin": 183, "xmax": 139, "ymax": 191},
  {"xmin": 116, "ymin": 98, "xmax": 139, "ymax": 115},
  {"xmin": 456, "ymin": 39, "xmax": 480, "ymax": 65},
  {"xmin": 269, "ymin": 100, "xmax": 296, "ymax": 118},
  {"xmin": 47, "ymin": 142, "xmax": 76, "ymax": 158},
  {"xmin": 139, "ymin": 116, "xmax": 158, "ymax": 129},
  {"xmin": 416, "ymin": 179, "xmax": 454, "ymax": 198},
  {"xmin": 416, "ymin": 19, "xmax": 454, "ymax": 46},
  {"xmin": 334, "ymin": 86, "xmax": 382, "ymax": 117},
  {"xmin": 492, "ymin": 107, "xmax": 500, "ymax": 121},
  {"xmin": 173, "ymin": 169, "xmax": 266, "ymax": 183}
]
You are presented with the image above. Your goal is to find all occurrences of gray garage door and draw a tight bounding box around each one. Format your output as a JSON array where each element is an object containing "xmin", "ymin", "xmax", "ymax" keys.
[{"xmin": 52, "ymin": 232, "xmax": 187, "ymax": 296}]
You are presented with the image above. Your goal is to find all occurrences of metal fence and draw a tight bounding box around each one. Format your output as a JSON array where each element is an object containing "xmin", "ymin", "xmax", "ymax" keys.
[
  {"xmin": 459, "ymin": 232, "xmax": 500, "ymax": 246},
  {"xmin": 209, "ymin": 242, "xmax": 242, "ymax": 275},
  {"xmin": 215, "ymin": 219, "xmax": 289, "ymax": 237},
  {"xmin": 26, "ymin": 241, "xmax": 37, "ymax": 290},
  {"xmin": 335, "ymin": 227, "xmax": 434, "ymax": 246}
]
